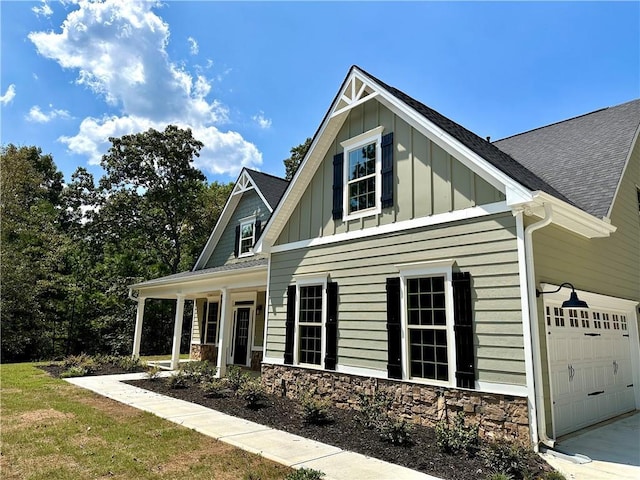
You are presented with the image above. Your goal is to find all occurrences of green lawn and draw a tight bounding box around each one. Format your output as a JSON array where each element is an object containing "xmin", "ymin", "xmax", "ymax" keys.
[{"xmin": 0, "ymin": 362, "xmax": 291, "ymax": 480}]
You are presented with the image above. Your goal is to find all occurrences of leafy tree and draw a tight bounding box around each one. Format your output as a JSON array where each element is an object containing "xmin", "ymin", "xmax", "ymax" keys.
[{"xmin": 283, "ymin": 137, "xmax": 312, "ymax": 181}]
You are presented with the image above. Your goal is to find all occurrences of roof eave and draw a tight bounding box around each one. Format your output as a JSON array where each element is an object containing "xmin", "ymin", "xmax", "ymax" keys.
[{"xmin": 514, "ymin": 191, "xmax": 617, "ymax": 239}]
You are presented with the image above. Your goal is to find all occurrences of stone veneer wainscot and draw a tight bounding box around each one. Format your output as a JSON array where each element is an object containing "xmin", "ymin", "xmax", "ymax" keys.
[{"xmin": 261, "ymin": 364, "xmax": 530, "ymax": 442}]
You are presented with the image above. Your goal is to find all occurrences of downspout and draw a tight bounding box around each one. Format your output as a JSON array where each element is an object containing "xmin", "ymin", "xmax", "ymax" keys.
[
  {"xmin": 128, "ymin": 288, "xmax": 137, "ymax": 301},
  {"xmin": 524, "ymin": 203, "xmax": 555, "ymax": 449}
]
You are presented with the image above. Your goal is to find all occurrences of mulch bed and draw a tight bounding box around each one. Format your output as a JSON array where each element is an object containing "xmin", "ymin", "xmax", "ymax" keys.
[
  {"xmin": 39, "ymin": 363, "xmax": 145, "ymax": 378},
  {"xmin": 124, "ymin": 377, "xmax": 554, "ymax": 480}
]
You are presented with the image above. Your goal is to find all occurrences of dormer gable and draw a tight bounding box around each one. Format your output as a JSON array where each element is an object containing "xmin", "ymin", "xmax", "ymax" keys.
[{"xmin": 194, "ymin": 168, "xmax": 288, "ymax": 270}]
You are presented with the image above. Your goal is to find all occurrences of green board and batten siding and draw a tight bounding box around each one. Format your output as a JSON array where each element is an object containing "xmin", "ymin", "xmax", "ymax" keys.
[
  {"xmin": 267, "ymin": 213, "xmax": 527, "ymax": 386},
  {"xmin": 276, "ymin": 102, "xmax": 505, "ymax": 245},
  {"xmin": 206, "ymin": 189, "xmax": 270, "ymax": 268}
]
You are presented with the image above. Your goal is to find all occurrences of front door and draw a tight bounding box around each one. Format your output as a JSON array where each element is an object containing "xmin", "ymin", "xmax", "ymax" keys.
[{"xmin": 233, "ymin": 307, "xmax": 251, "ymax": 365}]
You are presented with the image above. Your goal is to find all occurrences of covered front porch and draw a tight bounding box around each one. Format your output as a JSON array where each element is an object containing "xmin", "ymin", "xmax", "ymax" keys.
[{"xmin": 129, "ymin": 259, "xmax": 268, "ymax": 375}]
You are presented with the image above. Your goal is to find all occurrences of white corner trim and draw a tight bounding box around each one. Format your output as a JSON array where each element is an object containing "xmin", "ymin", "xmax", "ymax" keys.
[{"xmin": 271, "ymin": 201, "xmax": 509, "ymax": 253}]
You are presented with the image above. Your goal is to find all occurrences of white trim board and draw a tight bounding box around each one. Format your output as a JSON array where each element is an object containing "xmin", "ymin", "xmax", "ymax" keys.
[{"xmin": 270, "ymin": 201, "xmax": 509, "ymax": 253}]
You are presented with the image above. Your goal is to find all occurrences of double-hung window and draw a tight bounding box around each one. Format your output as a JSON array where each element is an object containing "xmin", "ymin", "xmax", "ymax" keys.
[
  {"xmin": 399, "ymin": 261, "xmax": 456, "ymax": 385},
  {"xmin": 340, "ymin": 126, "xmax": 384, "ymax": 220},
  {"xmin": 202, "ymin": 301, "xmax": 219, "ymax": 345},
  {"xmin": 294, "ymin": 276, "xmax": 327, "ymax": 366},
  {"xmin": 238, "ymin": 218, "xmax": 255, "ymax": 257}
]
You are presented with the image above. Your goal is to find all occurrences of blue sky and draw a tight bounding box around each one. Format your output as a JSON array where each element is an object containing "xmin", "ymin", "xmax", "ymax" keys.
[{"xmin": 1, "ymin": 1, "xmax": 639, "ymax": 184}]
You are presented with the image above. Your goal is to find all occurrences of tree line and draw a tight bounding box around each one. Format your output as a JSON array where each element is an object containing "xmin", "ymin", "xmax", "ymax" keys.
[
  {"xmin": 1, "ymin": 125, "xmax": 311, "ymax": 363},
  {"xmin": 1, "ymin": 126, "xmax": 233, "ymax": 362}
]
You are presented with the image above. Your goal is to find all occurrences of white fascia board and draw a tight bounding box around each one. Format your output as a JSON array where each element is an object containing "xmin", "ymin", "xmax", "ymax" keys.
[
  {"xmin": 255, "ymin": 112, "xmax": 347, "ymax": 253},
  {"xmin": 245, "ymin": 170, "xmax": 274, "ymax": 213},
  {"xmin": 607, "ymin": 124, "xmax": 639, "ymax": 219},
  {"xmin": 519, "ymin": 191, "xmax": 617, "ymax": 238},
  {"xmin": 193, "ymin": 193, "xmax": 241, "ymax": 270},
  {"xmin": 131, "ymin": 264, "xmax": 268, "ymax": 298}
]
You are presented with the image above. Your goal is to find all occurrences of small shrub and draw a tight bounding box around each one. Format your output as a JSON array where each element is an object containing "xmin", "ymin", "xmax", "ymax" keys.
[
  {"xmin": 237, "ymin": 379, "xmax": 267, "ymax": 408},
  {"xmin": 435, "ymin": 412, "xmax": 479, "ymax": 454},
  {"xmin": 180, "ymin": 361, "xmax": 217, "ymax": 383},
  {"xmin": 377, "ymin": 414, "xmax": 414, "ymax": 445},
  {"xmin": 226, "ymin": 365, "xmax": 250, "ymax": 391},
  {"xmin": 146, "ymin": 366, "xmax": 162, "ymax": 380},
  {"xmin": 479, "ymin": 439, "xmax": 539, "ymax": 479},
  {"xmin": 542, "ymin": 472, "xmax": 566, "ymax": 480},
  {"xmin": 355, "ymin": 391, "xmax": 392, "ymax": 430},
  {"xmin": 118, "ymin": 356, "xmax": 146, "ymax": 372},
  {"xmin": 61, "ymin": 353, "xmax": 98, "ymax": 373},
  {"xmin": 60, "ymin": 366, "xmax": 89, "ymax": 378},
  {"xmin": 166, "ymin": 371, "xmax": 188, "ymax": 389},
  {"xmin": 486, "ymin": 473, "xmax": 514, "ymax": 480},
  {"xmin": 284, "ymin": 468, "xmax": 325, "ymax": 480},
  {"xmin": 201, "ymin": 378, "xmax": 231, "ymax": 398},
  {"xmin": 300, "ymin": 393, "xmax": 332, "ymax": 425}
]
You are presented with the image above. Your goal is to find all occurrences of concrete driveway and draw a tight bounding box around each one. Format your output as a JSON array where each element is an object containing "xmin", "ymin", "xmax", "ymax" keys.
[{"xmin": 541, "ymin": 412, "xmax": 640, "ymax": 480}]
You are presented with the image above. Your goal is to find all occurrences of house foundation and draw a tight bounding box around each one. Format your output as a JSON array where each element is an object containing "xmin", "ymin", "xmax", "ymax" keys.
[
  {"xmin": 261, "ymin": 364, "xmax": 530, "ymax": 442},
  {"xmin": 190, "ymin": 344, "xmax": 218, "ymax": 362}
]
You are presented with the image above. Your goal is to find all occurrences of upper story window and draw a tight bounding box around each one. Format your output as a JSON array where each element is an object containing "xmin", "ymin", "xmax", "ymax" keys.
[
  {"xmin": 340, "ymin": 126, "xmax": 385, "ymax": 221},
  {"xmin": 333, "ymin": 126, "xmax": 393, "ymax": 222},
  {"xmin": 235, "ymin": 216, "xmax": 261, "ymax": 258}
]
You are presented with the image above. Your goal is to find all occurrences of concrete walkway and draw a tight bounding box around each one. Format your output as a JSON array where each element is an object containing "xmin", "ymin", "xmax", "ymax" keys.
[
  {"xmin": 541, "ymin": 412, "xmax": 640, "ymax": 480},
  {"xmin": 65, "ymin": 373, "xmax": 439, "ymax": 480}
]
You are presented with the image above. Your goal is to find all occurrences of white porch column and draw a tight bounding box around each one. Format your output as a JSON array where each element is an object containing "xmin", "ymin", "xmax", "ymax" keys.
[
  {"xmin": 131, "ymin": 297, "xmax": 146, "ymax": 359},
  {"xmin": 216, "ymin": 288, "xmax": 229, "ymax": 377},
  {"xmin": 170, "ymin": 294, "xmax": 186, "ymax": 370}
]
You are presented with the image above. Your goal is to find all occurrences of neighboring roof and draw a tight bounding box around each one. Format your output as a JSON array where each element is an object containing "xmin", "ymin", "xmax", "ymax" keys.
[
  {"xmin": 359, "ymin": 67, "xmax": 573, "ymax": 205},
  {"xmin": 131, "ymin": 258, "xmax": 268, "ymax": 289},
  {"xmin": 494, "ymin": 99, "xmax": 640, "ymax": 219},
  {"xmin": 245, "ymin": 169, "xmax": 289, "ymax": 210}
]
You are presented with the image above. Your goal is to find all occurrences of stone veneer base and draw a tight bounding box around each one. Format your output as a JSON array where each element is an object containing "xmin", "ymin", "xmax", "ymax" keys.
[{"xmin": 261, "ymin": 363, "xmax": 530, "ymax": 442}]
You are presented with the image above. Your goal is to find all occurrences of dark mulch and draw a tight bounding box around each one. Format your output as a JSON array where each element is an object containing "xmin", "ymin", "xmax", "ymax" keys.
[
  {"xmin": 39, "ymin": 363, "xmax": 145, "ymax": 378},
  {"xmin": 125, "ymin": 378, "xmax": 554, "ymax": 480}
]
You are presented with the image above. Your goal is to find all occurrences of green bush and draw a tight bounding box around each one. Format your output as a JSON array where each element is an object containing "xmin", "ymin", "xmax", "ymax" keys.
[
  {"xmin": 146, "ymin": 365, "xmax": 162, "ymax": 380},
  {"xmin": 166, "ymin": 371, "xmax": 188, "ymax": 389},
  {"xmin": 226, "ymin": 365, "xmax": 251, "ymax": 391},
  {"xmin": 435, "ymin": 412, "xmax": 479, "ymax": 454},
  {"xmin": 300, "ymin": 393, "xmax": 332, "ymax": 425},
  {"xmin": 60, "ymin": 365, "xmax": 89, "ymax": 378},
  {"xmin": 117, "ymin": 356, "xmax": 146, "ymax": 372},
  {"xmin": 60, "ymin": 353, "xmax": 98, "ymax": 373},
  {"xmin": 479, "ymin": 439, "xmax": 539, "ymax": 479},
  {"xmin": 237, "ymin": 379, "xmax": 267, "ymax": 408},
  {"xmin": 486, "ymin": 473, "xmax": 514, "ymax": 480},
  {"xmin": 376, "ymin": 414, "xmax": 414, "ymax": 445},
  {"xmin": 180, "ymin": 361, "xmax": 217, "ymax": 383},
  {"xmin": 542, "ymin": 472, "xmax": 566, "ymax": 480},
  {"xmin": 201, "ymin": 378, "xmax": 231, "ymax": 398},
  {"xmin": 355, "ymin": 391, "xmax": 393, "ymax": 430},
  {"xmin": 284, "ymin": 468, "xmax": 325, "ymax": 480}
]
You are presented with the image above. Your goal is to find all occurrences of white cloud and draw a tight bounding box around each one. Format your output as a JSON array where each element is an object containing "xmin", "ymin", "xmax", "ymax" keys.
[
  {"xmin": 32, "ymin": 1, "xmax": 53, "ymax": 17},
  {"xmin": 26, "ymin": 105, "xmax": 71, "ymax": 123},
  {"xmin": 188, "ymin": 36, "xmax": 199, "ymax": 55},
  {"xmin": 252, "ymin": 111, "xmax": 272, "ymax": 129},
  {"xmin": 29, "ymin": 0, "xmax": 262, "ymax": 176},
  {"xmin": 0, "ymin": 84, "xmax": 16, "ymax": 105}
]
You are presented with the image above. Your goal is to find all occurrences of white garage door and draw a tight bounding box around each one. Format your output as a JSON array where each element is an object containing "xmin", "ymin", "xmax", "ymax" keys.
[{"xmin": 546, "ymin": 304, "xmax": 636, "ymax": 437}]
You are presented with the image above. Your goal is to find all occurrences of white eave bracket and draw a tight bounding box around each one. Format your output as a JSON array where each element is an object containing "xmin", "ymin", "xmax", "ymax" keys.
[
  {"xmin": 511, "ymin": 191, "xmax": 617, "ymax": 239},
  {"xmin": 331, "ymin": 72, "xmax": 379, "ymax": 118}
]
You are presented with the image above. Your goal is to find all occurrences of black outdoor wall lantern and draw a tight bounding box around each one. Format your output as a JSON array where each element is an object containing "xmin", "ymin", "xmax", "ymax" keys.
[{"xmin": 536, "ymin": 282, "xmax": 589, "ymax": 309}]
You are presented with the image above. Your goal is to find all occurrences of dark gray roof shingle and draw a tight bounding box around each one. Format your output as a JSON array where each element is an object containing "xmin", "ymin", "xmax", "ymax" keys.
[
  {"xmin": 245, "ymin": 169, "xmax": 289, "ymax": 210},
  {"xmin": 494, "ymin": 99, "xmax": 640, "ymax": 218},
  {"xmin": 358, "ymin": 66, "xmax": 573, "ymax": 205}
]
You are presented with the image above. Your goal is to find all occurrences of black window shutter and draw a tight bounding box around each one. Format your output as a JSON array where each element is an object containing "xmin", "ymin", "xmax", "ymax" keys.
[
  {"xmin": 254, "ymin": 219, "xmax": 262, "ymax": 241},
  {"xmin": 381, "ymin": 132, "xmax": 394, "ymax": 209},
  {"xmin": 452, "ymin": 272, "xmax": 475, "ymax": 389},
  {"xmin": 386, "ymin": 277, "xmax": 402, "ymax": 379},
  {"xmin": 284, "ymin": 285, "xmax": 296, "ymax": 365},
  {"xmin": 324, "ymin": 281, "xmax": 338, "ymax": 370},
  {"xmin": 332, "ymin": 152, "xmax": 344, "ymax": 220},
  {"xmin": 234, "ymin": 225, "xmax": 240, "ymax": 257}
]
